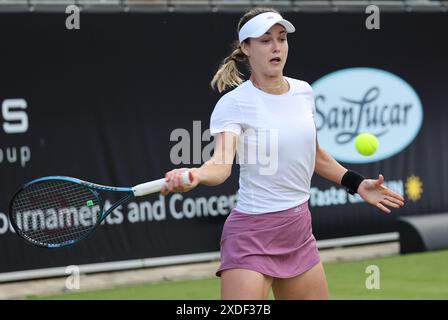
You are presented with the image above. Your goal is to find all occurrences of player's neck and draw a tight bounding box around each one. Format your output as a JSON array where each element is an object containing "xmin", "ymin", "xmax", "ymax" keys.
[{"xmin": 250, "ymin": 74, "xmax": 289, "ymax": 95}]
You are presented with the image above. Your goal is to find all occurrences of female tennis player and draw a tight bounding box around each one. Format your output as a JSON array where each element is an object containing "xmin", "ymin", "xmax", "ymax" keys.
[{"xmin": 161, "ymin": 7, "xmax": 405, "ymax": 300}]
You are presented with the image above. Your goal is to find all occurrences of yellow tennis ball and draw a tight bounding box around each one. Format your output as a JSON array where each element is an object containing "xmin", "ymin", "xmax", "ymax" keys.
[{"xmin": 355, "ymin": 133, "xmax": 378, "ymax": 156}]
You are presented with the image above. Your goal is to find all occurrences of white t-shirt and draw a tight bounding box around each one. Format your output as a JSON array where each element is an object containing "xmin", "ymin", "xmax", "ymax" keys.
[{"xmin": 210, "ymin": 76, "xmax": 317, "ymax": 214}]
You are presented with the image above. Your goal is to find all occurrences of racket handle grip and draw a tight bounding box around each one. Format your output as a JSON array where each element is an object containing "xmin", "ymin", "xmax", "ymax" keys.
[{"xmin": 132, "ymin": 170, "xmax": 192, "ymax": 197}]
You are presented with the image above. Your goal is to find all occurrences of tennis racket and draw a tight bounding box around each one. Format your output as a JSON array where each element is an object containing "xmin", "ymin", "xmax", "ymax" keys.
[{"xmin": 8, "ymin": 171, "xmax": 192, "ymax": 248}]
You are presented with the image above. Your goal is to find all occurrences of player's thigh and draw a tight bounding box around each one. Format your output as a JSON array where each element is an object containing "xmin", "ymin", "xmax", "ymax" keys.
[
  {"xmin": 272, "ymin": 262, "xmax": 329, "ymax": 300},
  {"xmin": 221, "ymin": 268, "xmax": 273, "ymax": 300}
]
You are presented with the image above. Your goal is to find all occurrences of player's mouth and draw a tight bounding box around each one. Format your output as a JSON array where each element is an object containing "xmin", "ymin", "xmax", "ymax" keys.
[{"xmin": 269, "ymin": 57, "xmax": 282, "ymax": 65}]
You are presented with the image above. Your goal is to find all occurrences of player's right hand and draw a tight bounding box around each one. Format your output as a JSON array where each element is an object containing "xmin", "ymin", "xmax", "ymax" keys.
[{"xmin": 161, "ymin": 168, "xmax": 200, "ymax": 196}]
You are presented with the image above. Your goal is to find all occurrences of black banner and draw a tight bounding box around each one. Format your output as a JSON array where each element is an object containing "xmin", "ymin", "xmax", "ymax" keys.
[{"xmin": 0, "ymin": 12, "xmax": 447, "ymax": 275}]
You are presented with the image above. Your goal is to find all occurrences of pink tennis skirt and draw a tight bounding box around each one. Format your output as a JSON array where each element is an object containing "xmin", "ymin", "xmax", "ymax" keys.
[{"xmin": 216, "ymin": 201, "xmax": 321, "ymax": 278}]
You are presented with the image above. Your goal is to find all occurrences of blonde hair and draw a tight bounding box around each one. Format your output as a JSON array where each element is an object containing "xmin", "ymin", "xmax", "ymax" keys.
[{"xmin": 210, "ymin": 7, "xmax": 281, "ymax": 93}]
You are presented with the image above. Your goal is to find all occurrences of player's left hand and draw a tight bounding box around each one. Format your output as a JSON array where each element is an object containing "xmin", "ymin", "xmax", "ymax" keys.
[{"xmin": 357, "ymin": 174, "xmax": 405, "ymax": 214}]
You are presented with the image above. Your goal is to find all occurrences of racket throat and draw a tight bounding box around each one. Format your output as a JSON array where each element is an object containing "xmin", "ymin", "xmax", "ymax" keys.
[{"xmin": 98, "ymin": 193, "xmax": 134, "ymax": 224}]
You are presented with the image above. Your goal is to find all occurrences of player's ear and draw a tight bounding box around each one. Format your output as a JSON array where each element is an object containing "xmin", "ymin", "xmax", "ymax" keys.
[{"xmin": 240, "ymin": 42, "xmax": 250, "ymax": 57}]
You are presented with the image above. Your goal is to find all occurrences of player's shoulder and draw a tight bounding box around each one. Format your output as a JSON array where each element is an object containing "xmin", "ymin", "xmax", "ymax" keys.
[
  {"xmin": 285, "ymin": 76, "xmax": 314, "ymax": 94},
  {"xmin": 215, "ymin": 80, "xmax": 251, "ymax": 105},
  {"xmin": 226, "ymin": 80, "xmax": 252, "ymax": 97}
]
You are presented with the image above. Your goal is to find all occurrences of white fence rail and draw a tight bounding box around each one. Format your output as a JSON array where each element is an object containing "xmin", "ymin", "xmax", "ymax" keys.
[{"xmin": 0, "ymin": 0, "xmax": 447, "ymax": 12}]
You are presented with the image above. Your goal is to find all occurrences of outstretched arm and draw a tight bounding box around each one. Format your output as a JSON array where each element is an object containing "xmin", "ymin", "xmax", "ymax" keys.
[
  {"xmin": 161, "ymin": 131, "xmax": 238, "ymax": 195},
  {"xmin": 314, "ymin": 139, "xmax": 405, "ymax": 213}
]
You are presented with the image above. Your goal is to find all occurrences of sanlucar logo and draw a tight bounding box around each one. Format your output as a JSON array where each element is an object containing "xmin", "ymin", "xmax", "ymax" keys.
[{"xmin": 311, "ymin": 67, "xmax": 423, "ymax": 164}]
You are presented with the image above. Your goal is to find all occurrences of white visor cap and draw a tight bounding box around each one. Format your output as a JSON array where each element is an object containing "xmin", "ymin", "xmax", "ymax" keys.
[{"xmin": 238, "ymin": 12, "xmax": 295, "ymax": 44}]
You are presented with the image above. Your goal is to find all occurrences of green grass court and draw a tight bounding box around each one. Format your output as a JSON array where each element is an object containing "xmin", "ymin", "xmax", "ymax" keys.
[{"xmin": 31, "ymin": 250, "xmax": 448, "ymax": 300}]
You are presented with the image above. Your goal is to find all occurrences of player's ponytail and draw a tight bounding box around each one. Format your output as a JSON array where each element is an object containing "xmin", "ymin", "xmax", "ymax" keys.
[{"xmin": 210, "ymin": 41, "xmax": 247, "ymax": 93}]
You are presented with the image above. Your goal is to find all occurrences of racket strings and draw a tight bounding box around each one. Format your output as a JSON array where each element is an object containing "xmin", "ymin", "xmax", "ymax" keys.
[{"xmin": 10, "ymin": 180, "xmax": 101, "ymax": 246}]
